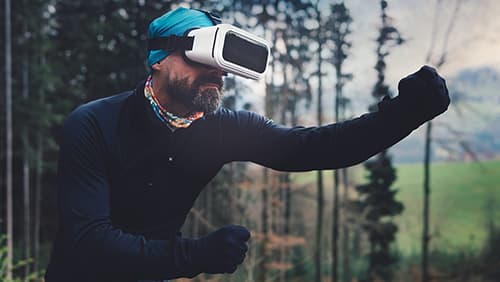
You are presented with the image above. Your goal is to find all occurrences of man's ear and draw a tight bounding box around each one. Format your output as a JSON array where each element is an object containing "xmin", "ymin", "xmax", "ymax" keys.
[{"xmin": 151, "ymin": 61, "xmax": 162, "ymax": 72}]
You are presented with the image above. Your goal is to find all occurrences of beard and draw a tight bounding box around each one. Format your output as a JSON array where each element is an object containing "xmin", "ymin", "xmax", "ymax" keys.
[{"xmin": 165, "ymin": 74, "xmax": 224, "ymax": 114}]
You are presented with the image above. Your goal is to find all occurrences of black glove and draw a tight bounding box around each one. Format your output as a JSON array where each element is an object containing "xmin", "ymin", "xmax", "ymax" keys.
[
  {"xmin": 187, "ymin": 225, "xmax": 250, "ymax": 274},
  {"xmin": 378, "ymin": 65, "xmax": 450, "ymax": 129}
]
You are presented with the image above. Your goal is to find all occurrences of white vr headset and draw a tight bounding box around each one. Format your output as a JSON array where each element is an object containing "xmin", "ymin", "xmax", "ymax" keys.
[{"xmin": 148, "ymin": 16, "xmax": 270, "ymax": 80}]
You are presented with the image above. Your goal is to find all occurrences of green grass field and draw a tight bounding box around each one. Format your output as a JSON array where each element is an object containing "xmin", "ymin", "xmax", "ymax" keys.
[
  {"xmin": 393, "ymin": 160, "xmax": 500, "ymax": 254},
  {"xmin": 291, "ymin": 160, "xmax": 500, "ymax": 255}
]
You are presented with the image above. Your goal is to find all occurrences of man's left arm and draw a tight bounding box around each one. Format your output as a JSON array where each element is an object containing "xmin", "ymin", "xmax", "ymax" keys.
[{"xmin": 220, "ymin": 66, "xmax": 449, "ymax": 171}]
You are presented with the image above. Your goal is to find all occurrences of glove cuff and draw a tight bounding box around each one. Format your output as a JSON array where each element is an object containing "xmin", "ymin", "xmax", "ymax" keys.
[
  {"xmin": 183, "ymin": 236, "xmax": 211, "ymax": 273},
  {"xmin": 174, "ymin": 238, "xmax": 203, "ymax": 278}
]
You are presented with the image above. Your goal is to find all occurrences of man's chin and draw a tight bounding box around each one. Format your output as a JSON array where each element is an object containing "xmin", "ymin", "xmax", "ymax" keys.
[{"xmin": 193, "ymin": 88, "xmax": 223, "ymax": 114}]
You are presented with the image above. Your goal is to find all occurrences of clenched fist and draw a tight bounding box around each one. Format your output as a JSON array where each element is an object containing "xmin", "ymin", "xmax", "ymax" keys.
[
  {"xmin": 379, "ymin": 65, "xmax": 450, "ymax": 128},
  {"xmin": 188, "ymin": 225, "xmax": 250, "ymax": 274}
]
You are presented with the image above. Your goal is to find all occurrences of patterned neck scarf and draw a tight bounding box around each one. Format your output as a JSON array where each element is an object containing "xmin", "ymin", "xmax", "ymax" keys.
[{"xmin": 144, "ymin": 75, "xmax": 204, "ymax": 131}]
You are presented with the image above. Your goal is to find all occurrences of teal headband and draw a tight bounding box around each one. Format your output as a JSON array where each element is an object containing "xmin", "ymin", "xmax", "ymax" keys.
[{"xmin": 147, "ymin": 7, "xmax": 215, "ymax": 67}]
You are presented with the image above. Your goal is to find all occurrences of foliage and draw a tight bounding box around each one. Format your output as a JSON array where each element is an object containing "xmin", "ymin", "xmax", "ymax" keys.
[
  {"xmin": 0, "ymin": 235, "xmax": 41, "ymax": 282},
  {"xmin": 52, "ymin": 0, "xmax": 175, "ymax": 102},
  {"xmin": 480, "ymin": 226, "xmax": 500, "ymax": 280},
  {"xmin": 353, "ymin": 154, "xmax": 403, "ymax": 281},
  {"xmin": 327, "ymin": 1, "xmax": 353, "ymax": 95}
]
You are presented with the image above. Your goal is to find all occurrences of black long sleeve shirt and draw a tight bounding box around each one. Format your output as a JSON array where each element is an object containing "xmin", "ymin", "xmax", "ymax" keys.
[{"xmin": 45, "ymin": 81, "xmax": 417, "ymax": 281}]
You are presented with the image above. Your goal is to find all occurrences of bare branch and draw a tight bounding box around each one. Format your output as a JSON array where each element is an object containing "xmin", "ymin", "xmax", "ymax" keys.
[
  {"xmin": 433, "ymin": 121, "xmax": 466, "ymax": 137},
  {"xmin": 436, "ymin": 0, "xmax": 464, "ymax": 68},
  {"xmin": 425, "ymin": 0, "xmax": 442, "ymax": 63}
]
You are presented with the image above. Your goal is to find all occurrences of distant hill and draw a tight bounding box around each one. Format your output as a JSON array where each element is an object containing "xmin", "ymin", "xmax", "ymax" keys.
[
  {"xmin": 452, "ymin": 66, "xmax": 500, "ymax": 104},
  {"xmin": 391, "ymin": 66, "xmax": 500, "ymax": 163}
]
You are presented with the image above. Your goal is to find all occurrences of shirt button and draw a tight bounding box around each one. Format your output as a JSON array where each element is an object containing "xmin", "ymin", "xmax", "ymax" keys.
[{"xmin": 168, "ymin": 156, "xmax": 174, "ymax": 162}]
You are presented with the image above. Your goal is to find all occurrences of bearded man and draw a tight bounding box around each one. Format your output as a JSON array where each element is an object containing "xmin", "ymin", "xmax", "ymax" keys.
[{"xmin": 45, "ymin": 7, "xmax": 450, "ymax": 282}]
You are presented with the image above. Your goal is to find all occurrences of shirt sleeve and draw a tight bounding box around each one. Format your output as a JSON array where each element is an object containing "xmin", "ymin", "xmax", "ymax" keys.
[
  {"xmin": 57, "ymin": 106, "xmax": 199, "ymax": 280},
  {"xmin": 218, "ymin": 103, "xmax": 417, "ymax": 171}
]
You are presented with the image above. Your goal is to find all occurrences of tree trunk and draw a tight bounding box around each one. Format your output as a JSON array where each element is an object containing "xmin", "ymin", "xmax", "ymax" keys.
[
  {"xmin": 332, "ymin": 170, "xmax": 339, "ymax": 282},
  {"xmin": 315, "ymin": 170, "xmax": 324, "ymax": 282},
  {"xmin": 315, "ymin": 47, "xmax": 324, "ymax": 282},
  {"xmin": 284, "ymin": 74, "xmax": 298, "ymax": 282},
  {"xmin": 341, "ymin": 168, "xmax": 351, "ymax": 282},
  {"xmin": 23, "ymin": 150, "xmax": 31, "ymax": 280},
  {"xmin": 279, "ymin": 55, "xmax": 290, "ymax": 282},
  {"xmin": 33, "ymin": 134, "xmax": 43, "ymax": 274},
  {"xmin": 259, "ymin": 26, "xmax": 279, "ymax": 281},
  {"xmin": 340, "ymin": 74, "xmax": 351, "ymax": 282},
  {"xmin": 314, "ymin": 8, "xmax": 325, "ymax": 280},
  {"xmin": 283, "ymin": 173, "xmax": 291, "ymax": 281},
  {"xmin": 422, "ymin": 121, "xmax": 432, "ymax": 282},
  {"xmin": 332, "ymin": 54, "xmax": 342, "ymax": 282},
  {"xmin": 5, "ymin": 0, "xmax": 14, "ymax": 279},
  {"xmin": 22, "ymin": 49, "xmax": 32, "ymax": 281},
  {"xmin": 228, "ymin": 162, "xmax": 235, "ymax": 224},
  {"xmin": 420, "ymin": 0, "xmax": 463, "ymax": 279},
  {"xmin": 33, "ymin": 55, "xmax": 46, "ymax": 274},
  {"xmin": 259, "ymin": 168, "xmax": 269, "ymax": 282},
  {"xmin": 279, "ymin": 175, "xmax": 286, "ymax": 282}
]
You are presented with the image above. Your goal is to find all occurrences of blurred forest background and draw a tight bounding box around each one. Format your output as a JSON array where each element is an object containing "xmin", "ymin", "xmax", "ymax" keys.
[{"xmin": 1, "ymin": 0, "xmax": 500, "ymax": 281}]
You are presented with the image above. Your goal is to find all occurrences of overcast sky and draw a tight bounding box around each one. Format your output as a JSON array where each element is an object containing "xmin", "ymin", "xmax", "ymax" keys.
[
  {"xmin": 340, "ymin": 0, "xmax": 500, "ymax": 115},
  {"xmin": 211, "ymin": 0, "xmax": 500, "ymax": 120}
]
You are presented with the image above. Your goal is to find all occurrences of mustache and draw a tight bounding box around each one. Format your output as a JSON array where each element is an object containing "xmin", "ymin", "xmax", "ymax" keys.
[{"xmin": 193, "ymin": 75, "xmax": 224, "ymax": 88}]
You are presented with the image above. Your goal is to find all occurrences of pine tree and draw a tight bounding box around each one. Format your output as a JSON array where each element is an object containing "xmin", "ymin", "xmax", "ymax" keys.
[
  {"xmin": 327, "ymin": 3, "xmax": 353, "ymax": 281},
  {"xmin": 353, "ymin": 1, "xmax": 404, "ymax": 280}
]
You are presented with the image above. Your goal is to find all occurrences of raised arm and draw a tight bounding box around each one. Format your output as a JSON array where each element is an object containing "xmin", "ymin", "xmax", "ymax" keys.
[{"xmin": 221, "ymin": 66, "xmax": 449, "ymax": 171}]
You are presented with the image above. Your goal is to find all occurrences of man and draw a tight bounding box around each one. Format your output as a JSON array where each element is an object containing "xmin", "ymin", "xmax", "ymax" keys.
[{"xmin": 45, "ymin": 7, "xmax": 450, "ymax": 282}]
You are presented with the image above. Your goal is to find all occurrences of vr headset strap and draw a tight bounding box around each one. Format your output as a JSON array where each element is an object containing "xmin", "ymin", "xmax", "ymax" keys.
[{"xmin": 147, "ymin": 36, "xmax": 194, "ymax": 51}]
